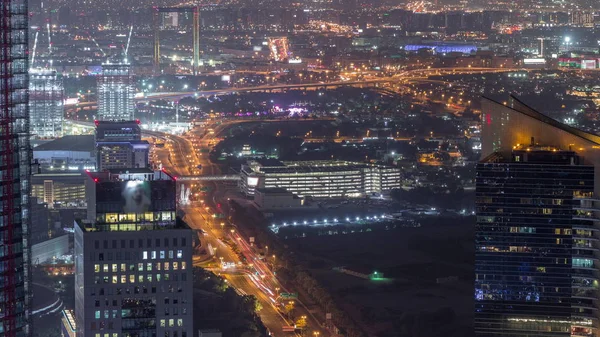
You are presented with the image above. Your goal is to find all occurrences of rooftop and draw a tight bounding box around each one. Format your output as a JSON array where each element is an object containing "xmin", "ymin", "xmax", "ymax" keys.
[
  {"xmin": 95, "ymin": 120, "xmax": 141, "ymax": 127},
  {"xmin": 252, "ymin": 158, "xmax": 285, "ymax": 167},
  {"xmin": 484, "ymin": 95, "xmax": 600, "ymax": 146},
  {"xmin": 252, "ymin": 160, "xmax": 397, "ymax": 174},
  {"xmin": 85, "ymin": 169, "xmax": 175, "ymax": 182},
  {"xmin": 33, "ymin": 135, "xmax": 94, "ymax": 152},
  {"xmin": 76, "ymin": 217, "xmax": 190, "ymax": 233}
]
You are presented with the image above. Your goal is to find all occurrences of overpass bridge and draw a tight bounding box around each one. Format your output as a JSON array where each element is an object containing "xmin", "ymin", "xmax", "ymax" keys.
[
  {"xmin": 177, "ymin": 175, "xmax": 241, "ymax": 181},
  {"xmin": 137, "ymin": 79, "xmax": 391, "ymax": 102}
]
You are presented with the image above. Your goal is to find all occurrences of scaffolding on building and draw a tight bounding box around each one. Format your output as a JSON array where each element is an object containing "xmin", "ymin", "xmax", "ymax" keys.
[{"xmin": 29, "ymin": 68, "xmax": 64, "ymax": 139}]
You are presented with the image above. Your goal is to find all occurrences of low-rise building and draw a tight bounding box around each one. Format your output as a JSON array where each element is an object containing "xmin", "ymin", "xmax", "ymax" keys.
[
  {"xmin": 254, "ymin": 188, "xmax": 304, "ymax": 210},
  {"xmin": 240, "ymin": 159, "xmax": 401, "ymax": 197}
]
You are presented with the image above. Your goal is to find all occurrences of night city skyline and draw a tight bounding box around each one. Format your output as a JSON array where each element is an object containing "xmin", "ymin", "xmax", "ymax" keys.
[{"xmin": 4, "ymin": 0, "xmax": 600, "ymax": 336}]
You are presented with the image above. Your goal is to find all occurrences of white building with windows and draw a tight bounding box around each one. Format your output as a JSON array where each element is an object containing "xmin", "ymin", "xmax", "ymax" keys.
[
  {"xmin": 75, "ymin": 169, "xmax": 193, "ymax": 337},
  {"xmin": 29, "ymin": 68, "xmax": 65, "ymax": 138},
  {"xmin": 97, "ymin": 62, "xmax": 135, "ymax": 121},
  {"xmin": 240, "ymin": 159, "xmax": 402, "ymax": 197}
]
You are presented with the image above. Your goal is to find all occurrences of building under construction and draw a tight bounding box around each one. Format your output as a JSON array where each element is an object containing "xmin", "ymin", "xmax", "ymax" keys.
[
  {"xmin": 97, "ymin": 61, "xmax": 135, "ymax": 121},
  {"xmin": 29, "ymin": 68, "xmax": 64, "ymax": 139},
  {"xmin": 0, "ymin": 0, "xmax": 33, "ymax": 336}
]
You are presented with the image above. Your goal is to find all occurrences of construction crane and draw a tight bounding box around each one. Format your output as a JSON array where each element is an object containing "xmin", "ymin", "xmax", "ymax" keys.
[
  {"xmin": 47, "ymin": 22, "xmax": 52, "ymax": 66},
  {"xmin": 31, "ymin": 30, "xmax": 39, "ymax": 66},
  {"xmin": 124, "ymin": 25, "xmax": 133, "ymax": 58},
  {"xmin": 90, "ymin": 35, "xmax": 106, "ymax": 58}
]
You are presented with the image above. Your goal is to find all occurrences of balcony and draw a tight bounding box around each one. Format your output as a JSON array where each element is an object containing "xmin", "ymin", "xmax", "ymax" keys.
[{"xmin": 573, "ymin": 288, "xmax": 599, "ymax": 300}]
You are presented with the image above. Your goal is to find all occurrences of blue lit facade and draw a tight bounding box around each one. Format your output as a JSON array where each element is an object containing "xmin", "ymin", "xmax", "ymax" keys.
[
  {"xmin": 477, "ymin": 96, "xmax": 600, "ymax": 337},
  {"xmin": 404, "ymin": 43, "xmax": 477, "ymax": 54},
  {"xmin": 0, "ymin": 0, "xmax": 32, "ymax": 335},
  {"xmin": 475, "ymin": 148, "xmax": 597, "ymax": 336}
]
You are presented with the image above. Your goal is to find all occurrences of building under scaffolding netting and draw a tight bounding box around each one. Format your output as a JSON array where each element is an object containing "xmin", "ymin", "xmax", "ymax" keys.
[{"xmin": 29, "ymin": 68, "xmax": 64, "ymax": 139}]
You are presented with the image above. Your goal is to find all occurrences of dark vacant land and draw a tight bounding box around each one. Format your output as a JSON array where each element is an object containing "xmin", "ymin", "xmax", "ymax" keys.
[{"xmin": 285, "ymin": 217, "xmax": 475, "ymax": 337}]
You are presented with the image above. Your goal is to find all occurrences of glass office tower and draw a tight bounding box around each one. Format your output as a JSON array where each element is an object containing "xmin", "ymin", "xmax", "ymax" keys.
[
  {"xmin": 0, "ymin": 0, "xmax": 32, "ymax": 336},
  {"xmin": 476, "ymin": 96, "xmax": 600, "ymax": 337}
]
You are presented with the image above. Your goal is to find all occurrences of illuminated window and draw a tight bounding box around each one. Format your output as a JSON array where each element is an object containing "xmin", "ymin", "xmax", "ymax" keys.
[
  {"xmin": 555, "ymin": 228, "xmax": 561, "ymax": 235},
  {"xmin": 169, "ymin": 319, "xmax": 174, "ymax": 327},
  {"xmin": 542, "ymin": 208, "xmax": 553, "ymax": 215},
  {"xmin": 144, "ymin": 212, "xmax": 153, "ymax": 221},
  {"xmin": 106, "ymin": 213, "xmax": 118, "ymax": 223},
  {"xmin": 147, "ymin": 274, "xmax": 153, "ymax": 282},
  {"xmin": 177, "ymin": 319, "xmax": 183, "ymax": 327},
  {"xmin": 143, "ymin": 251, "xmax": 148, "ymax": 260},
  {"xmin": 138, "ymin": 263, "xmax": 143, "ymax": 272},
  {"xmin": 181, "ymin": 262, "xmax": 186, "ymax": 270},
  {"xmin": 151, "ymin": 251, "xmax": 157, "ymax": 259},
  {"xmin": 129, "ymin": 264, "xmax": 135, "ymax": 271},
  {"xmin": 147, "ymin": 263, "xmax": 152, "ymax": 271},
  {"xmin": 120, "ymin": 264, "xmax": 126, "ymax": 272},
  {"xmin": 103, "ymin": 264, "xmax": 109, "ymax": 272},
  {"xmin": 95, "ymin": 264, "xmax": 100, "ymax": 273},
  {"xmin": 129, "ymin": 275, "xmax": 135, "ymax": 283},
  {"xmin": 164, "ymin": 262, "xmax": 170, "ymax": 271},
  {"xmin": 160, "ymin": 251, "xmax": 165, "ymax": 259},
  {"xmin": 156, "ymin": 274, "xmax": 161, "ymax": 282},
  {"xmin": 177, "ymin": 250, "xmax": 183, "ymax": 259},
  {"xmin": 168, "ymin": 250, "xmax": 174, "ymax": 259},
  {"xmin": 165, "ymin": 273, "xmax": 170, "ymax": 281},
  {"xmin": 95, "ymin": 310, "xmax": 101, "ymax": 319},
  {"xmin": 160, "ymin": 319, "xmax": 165, "ymax": 327},
  {"xmin": 121, "ymin": 275, "xmax": 126, "ymax": 284},
  {"xmin": 138, "ymin": 275, "xmax": 144, "ymax": 283},
  {"xmin": 112, "ymin": 276, "xmax": 118, "ymax": 284},
  {"xmin": 156, "ymin": 262, "xmax": 161, "ymax": 271},
  {"xmin": 173, "ymin": 262, "xmax": 178, "ymax": 270},
  {"xmin": 112, "ymin": 264, "xmax": 117, "ymax": 273}
]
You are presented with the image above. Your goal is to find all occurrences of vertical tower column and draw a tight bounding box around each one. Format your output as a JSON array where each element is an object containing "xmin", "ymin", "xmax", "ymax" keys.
[
  {"xmin": 153, "ymin": 7, "xmax": 161, "ymax": 74},
  {"xmin": 193, "ymin": 6, "xmax": 201, "ymax": 76}
]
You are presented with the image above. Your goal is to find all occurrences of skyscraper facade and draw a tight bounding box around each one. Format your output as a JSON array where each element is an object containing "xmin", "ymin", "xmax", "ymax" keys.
[
  {"xmin": 29, "ymin": 68, "xmax": 64, "ymax": 139},
  {"xmin": 0, "ymin": 0, "xmax": 32, "ymax": 336},
  {"xmin": 75, "ymin": 169, "xmax": 193, "ymax": 337},
  {"xmin": 476, "ymin": 96, "xmax": 600, "ymax": 337},
  {"xmin": 97, "ymin": 62, "xmax": 135, "ymax": 121},
  {"xmin": 95, "ymin": 120, "xmax": 149, "ymax": 171}
]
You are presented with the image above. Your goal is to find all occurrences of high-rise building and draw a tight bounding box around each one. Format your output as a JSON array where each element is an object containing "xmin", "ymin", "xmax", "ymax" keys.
[
  {"xmin": 475, "ymin": 95, "xmax": 600, "ymax": 337},
  {"xmin": 75, "ymin": 169, "xmax": 193, "ymax": 337},
  {"xmin": 29, "ymin": 68, "xmax": 64, "ymax": 139},
  {"xmin": 95, "ymin": 120, "xmax": 150, "ymax": 171},
  {"xmin": 97, "ymin": 62, "xmax": 135, "ymax": 121},
  {"xmin": 0, "ymin": 0, "xmax": 32, "ymax": 335}
]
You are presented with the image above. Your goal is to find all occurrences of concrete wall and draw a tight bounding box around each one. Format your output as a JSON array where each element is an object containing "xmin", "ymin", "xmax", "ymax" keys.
[{"xmin": 32, "ymin": 235, "xmax": 70, "ymax": 265}]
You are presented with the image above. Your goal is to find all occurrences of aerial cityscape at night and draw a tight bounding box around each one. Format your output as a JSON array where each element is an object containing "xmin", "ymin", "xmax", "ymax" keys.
[{"xmin": 3, "ymin": 0, "xmax": 600, "ymax": 336}]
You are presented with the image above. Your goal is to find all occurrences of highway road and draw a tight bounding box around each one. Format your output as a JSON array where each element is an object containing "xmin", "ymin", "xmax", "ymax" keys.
[{"xmin": 156, "ymin": 120, "xmax": 329, "ymax": 336}]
